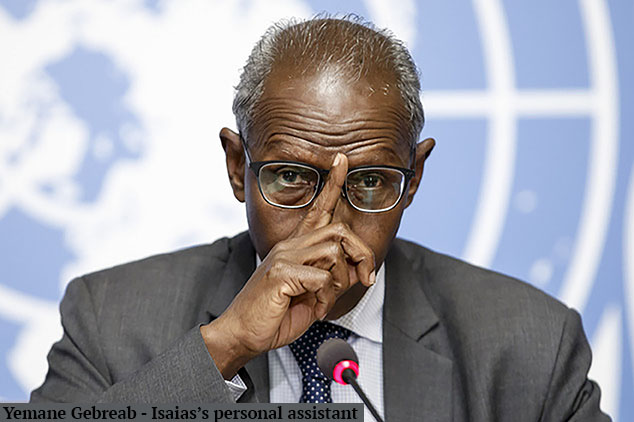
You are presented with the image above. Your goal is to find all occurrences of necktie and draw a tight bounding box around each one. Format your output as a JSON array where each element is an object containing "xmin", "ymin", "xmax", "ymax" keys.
[{"xmin": 289, "ymin": 321, "xmax": 352, "ymax": 403}]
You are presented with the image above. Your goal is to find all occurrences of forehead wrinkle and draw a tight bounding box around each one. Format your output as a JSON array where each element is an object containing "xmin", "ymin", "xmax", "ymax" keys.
[
  {"xmin": 249, "ymin": 122, "xmax": 411, "ymax": 164},
  {"xmin": 264, "ymin": 134, "xmax": 393, "ymax": 150},
  {"xmin": 255, "ymin": 96, "xmax": 408, "ymax": 125},
  {"xmin": 251, "ymin": 124, "xmax": 409, "ymax": 161},
  {"xmin": 252, "ymin": 98, "xmax": 332, "ymax": 125},
  {"xmin": 251, "ymin": 103, "xmax": 410, "ymax": 145},
  {"xmin": 254, "ymin": 92, "xmax": 407, "ymax": 116},
  {"xmin": 259, "ymin": 119, "xmax": 405, "ymax": 141},
  {"xmin": 255, "ymin": 135, "xmax": 408, "ymax": 167},
  {"xmin": 248, "ymin": 73, "xmax": 414, "ymax": 152}
]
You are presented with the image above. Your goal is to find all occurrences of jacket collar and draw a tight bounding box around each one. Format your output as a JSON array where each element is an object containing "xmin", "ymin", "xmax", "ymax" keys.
[
  {"xmin": 383, "ymin": 239, "xmax": 454, "ymax": 421},
  {"xmin": 203, "ymin": 232, "xmax": 270, "ymax": 403},
  {"xmin": 207, "ymin": 231, "xmax": 256, "ymax": 318}
]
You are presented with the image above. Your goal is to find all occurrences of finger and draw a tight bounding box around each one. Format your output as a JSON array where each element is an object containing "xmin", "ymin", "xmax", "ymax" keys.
[
  {"xmin": 294, "ymin": 152, "xmax": 348, "ymax": 235},
  {"xmin": 282, "ymin": 241, "xmax": 351, "ymax": 293},
  {"xmin": 313, "ymin": 282, "xmax": 337, "ymax": 321},
  {"xmin": 275, "ymin": 262, "xmax": 338, "ymax": 319},
  {"xmin": 285, "ymin": 222, "xmax": 376, "ymax": 287},
  {"xmin": 341, "ymin": 233, "xmax": 376, "ymax": 288},
  {"xmin": 325, "ymin": 243, "xmax": 351, "ymax": 294}
]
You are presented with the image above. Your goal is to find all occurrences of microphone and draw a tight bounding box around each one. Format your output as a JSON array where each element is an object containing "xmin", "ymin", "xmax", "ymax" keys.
[{"xmin": 317, "ymin": 338, "xmax": 385, "ymax": 422}]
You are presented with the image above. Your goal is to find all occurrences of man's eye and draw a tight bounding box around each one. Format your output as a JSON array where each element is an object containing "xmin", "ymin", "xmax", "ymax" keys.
[
  {"xmin": 280, "ymin": 169, "xmax": 299, "ymax": 183},
  {"xmin": 351, "ymin": 172, "xmax": 384, "ymax": 189},
  {"xmin": 361, "ymin": 174, "xmax": 381, "ymax": 188},
  {"xmin": 273, "ymin": 167, "xmax": 312, "ymax": 185}
]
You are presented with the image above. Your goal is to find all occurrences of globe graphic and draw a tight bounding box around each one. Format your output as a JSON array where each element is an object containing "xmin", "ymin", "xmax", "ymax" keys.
[{"xmin": 0, "ymin": 0, "xmax": 631, "ymax": 419}]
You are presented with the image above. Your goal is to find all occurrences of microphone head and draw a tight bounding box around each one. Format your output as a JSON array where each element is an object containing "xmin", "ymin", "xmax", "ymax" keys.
[{"xmin": 317, "ymin": 338, "xmax": 359, "ymax": 385}]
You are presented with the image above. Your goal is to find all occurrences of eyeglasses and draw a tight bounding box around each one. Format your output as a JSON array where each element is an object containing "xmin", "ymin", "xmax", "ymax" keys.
[{"xmin": 241, "ymin": 138, "xmax": 415, "ymax": 213}]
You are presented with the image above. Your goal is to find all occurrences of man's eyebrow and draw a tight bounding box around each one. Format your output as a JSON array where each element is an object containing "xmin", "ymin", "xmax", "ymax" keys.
[
  {"xmin": 259, "ymin": 144, "xmax": 320, "ymax": 163},
  {"xmin": 257, "ymin": 141, "xmax": 408, "ymax": 168}
]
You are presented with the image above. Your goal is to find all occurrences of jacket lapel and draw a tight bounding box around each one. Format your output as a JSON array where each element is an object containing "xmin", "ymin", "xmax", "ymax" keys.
[
  {"xmin": 203, "ymin": 232, "xmax": 270, "ymax": 403},
  {"xmin": 383, "ymin": 240, "xmax": 454, "ymax": 421}
]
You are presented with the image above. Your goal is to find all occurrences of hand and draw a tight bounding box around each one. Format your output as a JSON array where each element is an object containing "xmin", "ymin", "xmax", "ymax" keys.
[{"xmin": 201, "ymin": 153, "xmax": 376, "ymax": 378}]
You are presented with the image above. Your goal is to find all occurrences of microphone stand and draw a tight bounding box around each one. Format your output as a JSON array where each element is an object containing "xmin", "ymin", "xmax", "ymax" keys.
[{"xmin": 342, "ymin": 368, "xmax": 385, "ymax": 422}]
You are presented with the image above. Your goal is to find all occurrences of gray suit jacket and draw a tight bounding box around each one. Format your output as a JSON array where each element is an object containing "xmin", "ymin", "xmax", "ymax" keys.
[{"xmin": 31, "ymin": 232, "xmax": 610, "ymax": 421}]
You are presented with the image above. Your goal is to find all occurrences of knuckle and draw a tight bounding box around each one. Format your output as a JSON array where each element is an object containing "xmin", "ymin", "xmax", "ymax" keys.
[
  {"xmin": 317, "ymin": 206, "xmax": 333, "ymax": 220},
  {"xmin": 321, "ymin": 270, "xmax": 334, "ymax": 286},
  {"xmin": 299, "ymin": 208, "xmax": 326, "ymax": 229},
  {"xmin": 275, "ymin": 250, "xmax": 292, "ymax": 262},
  {"xmin": 332, "ymin": 222, "xmax": 348, "ymax": 238},
  {"xmin": 361, "ymin": 242, "xmax": 375, "ymax": 260},
  {"xmin": 327, "ymin": 241, "xmax": 343, "ymax": 256},
  {"xmin": 333, "ymin": 221, "xmax": 346, "ymax": 231},
  {"xmin": 369, "ymin": 249, "xmax": 376, "ymax": 266},
  {"xmin": 301, "ymin": 210, "xmax": 318, "ymax": 224},
  {"xmin": 269, "ymin": 260, "xmax": 289, "ymax": 278}
]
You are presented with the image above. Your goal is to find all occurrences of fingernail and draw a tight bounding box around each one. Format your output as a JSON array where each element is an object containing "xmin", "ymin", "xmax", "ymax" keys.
[
  {"xmin": 333, "ymin": 153, "xmax": 342, "ymax": 166},
  {"xmin": 319, "ymin": 312, "xmax": 327, "ymax": 321},
  {"xmin": 369, "ymin": 271, "xmax": 376, "ymax": 285}
]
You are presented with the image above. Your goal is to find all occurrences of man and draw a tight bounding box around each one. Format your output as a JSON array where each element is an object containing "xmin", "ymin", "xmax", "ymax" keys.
[{"xmin": 32, "ymin": 16, "xmax": 610, "ymax": 421}]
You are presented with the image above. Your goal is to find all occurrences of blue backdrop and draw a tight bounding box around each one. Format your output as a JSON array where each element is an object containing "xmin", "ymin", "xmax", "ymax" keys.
[{"xmin": 0, "ymin": 0, "xmax": 631, "ymax": 419}]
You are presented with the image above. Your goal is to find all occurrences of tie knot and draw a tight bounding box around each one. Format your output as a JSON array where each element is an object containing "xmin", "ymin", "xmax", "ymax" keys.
[
  {"xmin": 289, "ymin": 321, "xmax": 351, "ymax": 365},
  {"xmin": 288, "ymin": 321, "xmax": 351, "ymax": 403}
]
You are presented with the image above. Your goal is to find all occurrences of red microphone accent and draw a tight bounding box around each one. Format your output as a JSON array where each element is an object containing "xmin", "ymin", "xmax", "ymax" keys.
[{"xmin": 332, "ymin": 359, "xmax": 359, "ymax": 385}]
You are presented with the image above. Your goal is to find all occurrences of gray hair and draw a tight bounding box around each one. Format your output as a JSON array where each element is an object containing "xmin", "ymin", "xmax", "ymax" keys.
[{"xmin": 232, "ymin": 15, "xmax": 425, "ymax": 148}]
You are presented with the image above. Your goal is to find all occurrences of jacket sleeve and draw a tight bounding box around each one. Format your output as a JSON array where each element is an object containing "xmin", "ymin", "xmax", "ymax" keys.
[
  {"xmin": 540, "ymin": 309, "xmax": 611, "ymax": 421},
  {"xmin": 29, "ymin": 277, "xmax": 235, "ymax": 403}
]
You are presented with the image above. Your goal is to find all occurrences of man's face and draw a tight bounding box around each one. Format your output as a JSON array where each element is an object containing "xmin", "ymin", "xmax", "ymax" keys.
[{"xmin": 222, "ymin": 64, "xmax": 433, "ymax": 275}]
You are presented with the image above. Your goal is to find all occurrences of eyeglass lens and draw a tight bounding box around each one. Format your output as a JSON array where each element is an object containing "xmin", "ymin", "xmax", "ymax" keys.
[
  {"xmin": 258, "ymin": 163, "xmax": 405, "ymax": 211},
  {"xmin": 346, "ymin": 168, "xmax": 404, "ymax": 211},
  {"xmin": 259, "ymin": 163, "xmax": 320, "ymax": 208}
]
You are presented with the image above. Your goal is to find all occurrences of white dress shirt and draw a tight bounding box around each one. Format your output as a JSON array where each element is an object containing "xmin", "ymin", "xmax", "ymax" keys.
[{"xmin": 227, "ymin": 261, "xmax": 386, "ymax": 422}]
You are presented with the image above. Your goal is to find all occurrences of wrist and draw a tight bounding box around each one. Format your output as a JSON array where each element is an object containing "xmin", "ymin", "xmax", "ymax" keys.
[{"xmin": 200, "ymin": 317, "xmax": 256, "ymax": 379}]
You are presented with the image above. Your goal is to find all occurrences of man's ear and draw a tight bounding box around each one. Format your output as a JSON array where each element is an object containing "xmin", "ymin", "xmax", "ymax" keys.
[
  {"xmin": 404, "ymin": 137, "xmax": 435, "ymax": 208},
  {"xmin": 219, "ymin": 127, "xmax": 246, "ymax": 203}
]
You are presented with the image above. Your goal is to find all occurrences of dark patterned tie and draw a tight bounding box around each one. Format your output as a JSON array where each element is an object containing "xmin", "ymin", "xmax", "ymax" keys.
[{"xmin": 289, "ymin": 321, "xmax": 352, "ymax": 403}]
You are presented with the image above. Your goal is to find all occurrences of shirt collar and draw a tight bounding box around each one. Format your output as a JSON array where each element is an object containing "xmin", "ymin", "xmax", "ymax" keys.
[
  {"xmin": 255, "ymin": 256, "xmax": 384, "ymax": 344},
  {"xmin": 331, "ymin": 264, "xmax": 384, "ymax": 343}
]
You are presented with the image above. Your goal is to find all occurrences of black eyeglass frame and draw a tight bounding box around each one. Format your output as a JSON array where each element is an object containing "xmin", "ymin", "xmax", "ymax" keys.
[{"xmin": 241, "ymin": 137, "xmax": 416, "ymax": 213}]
